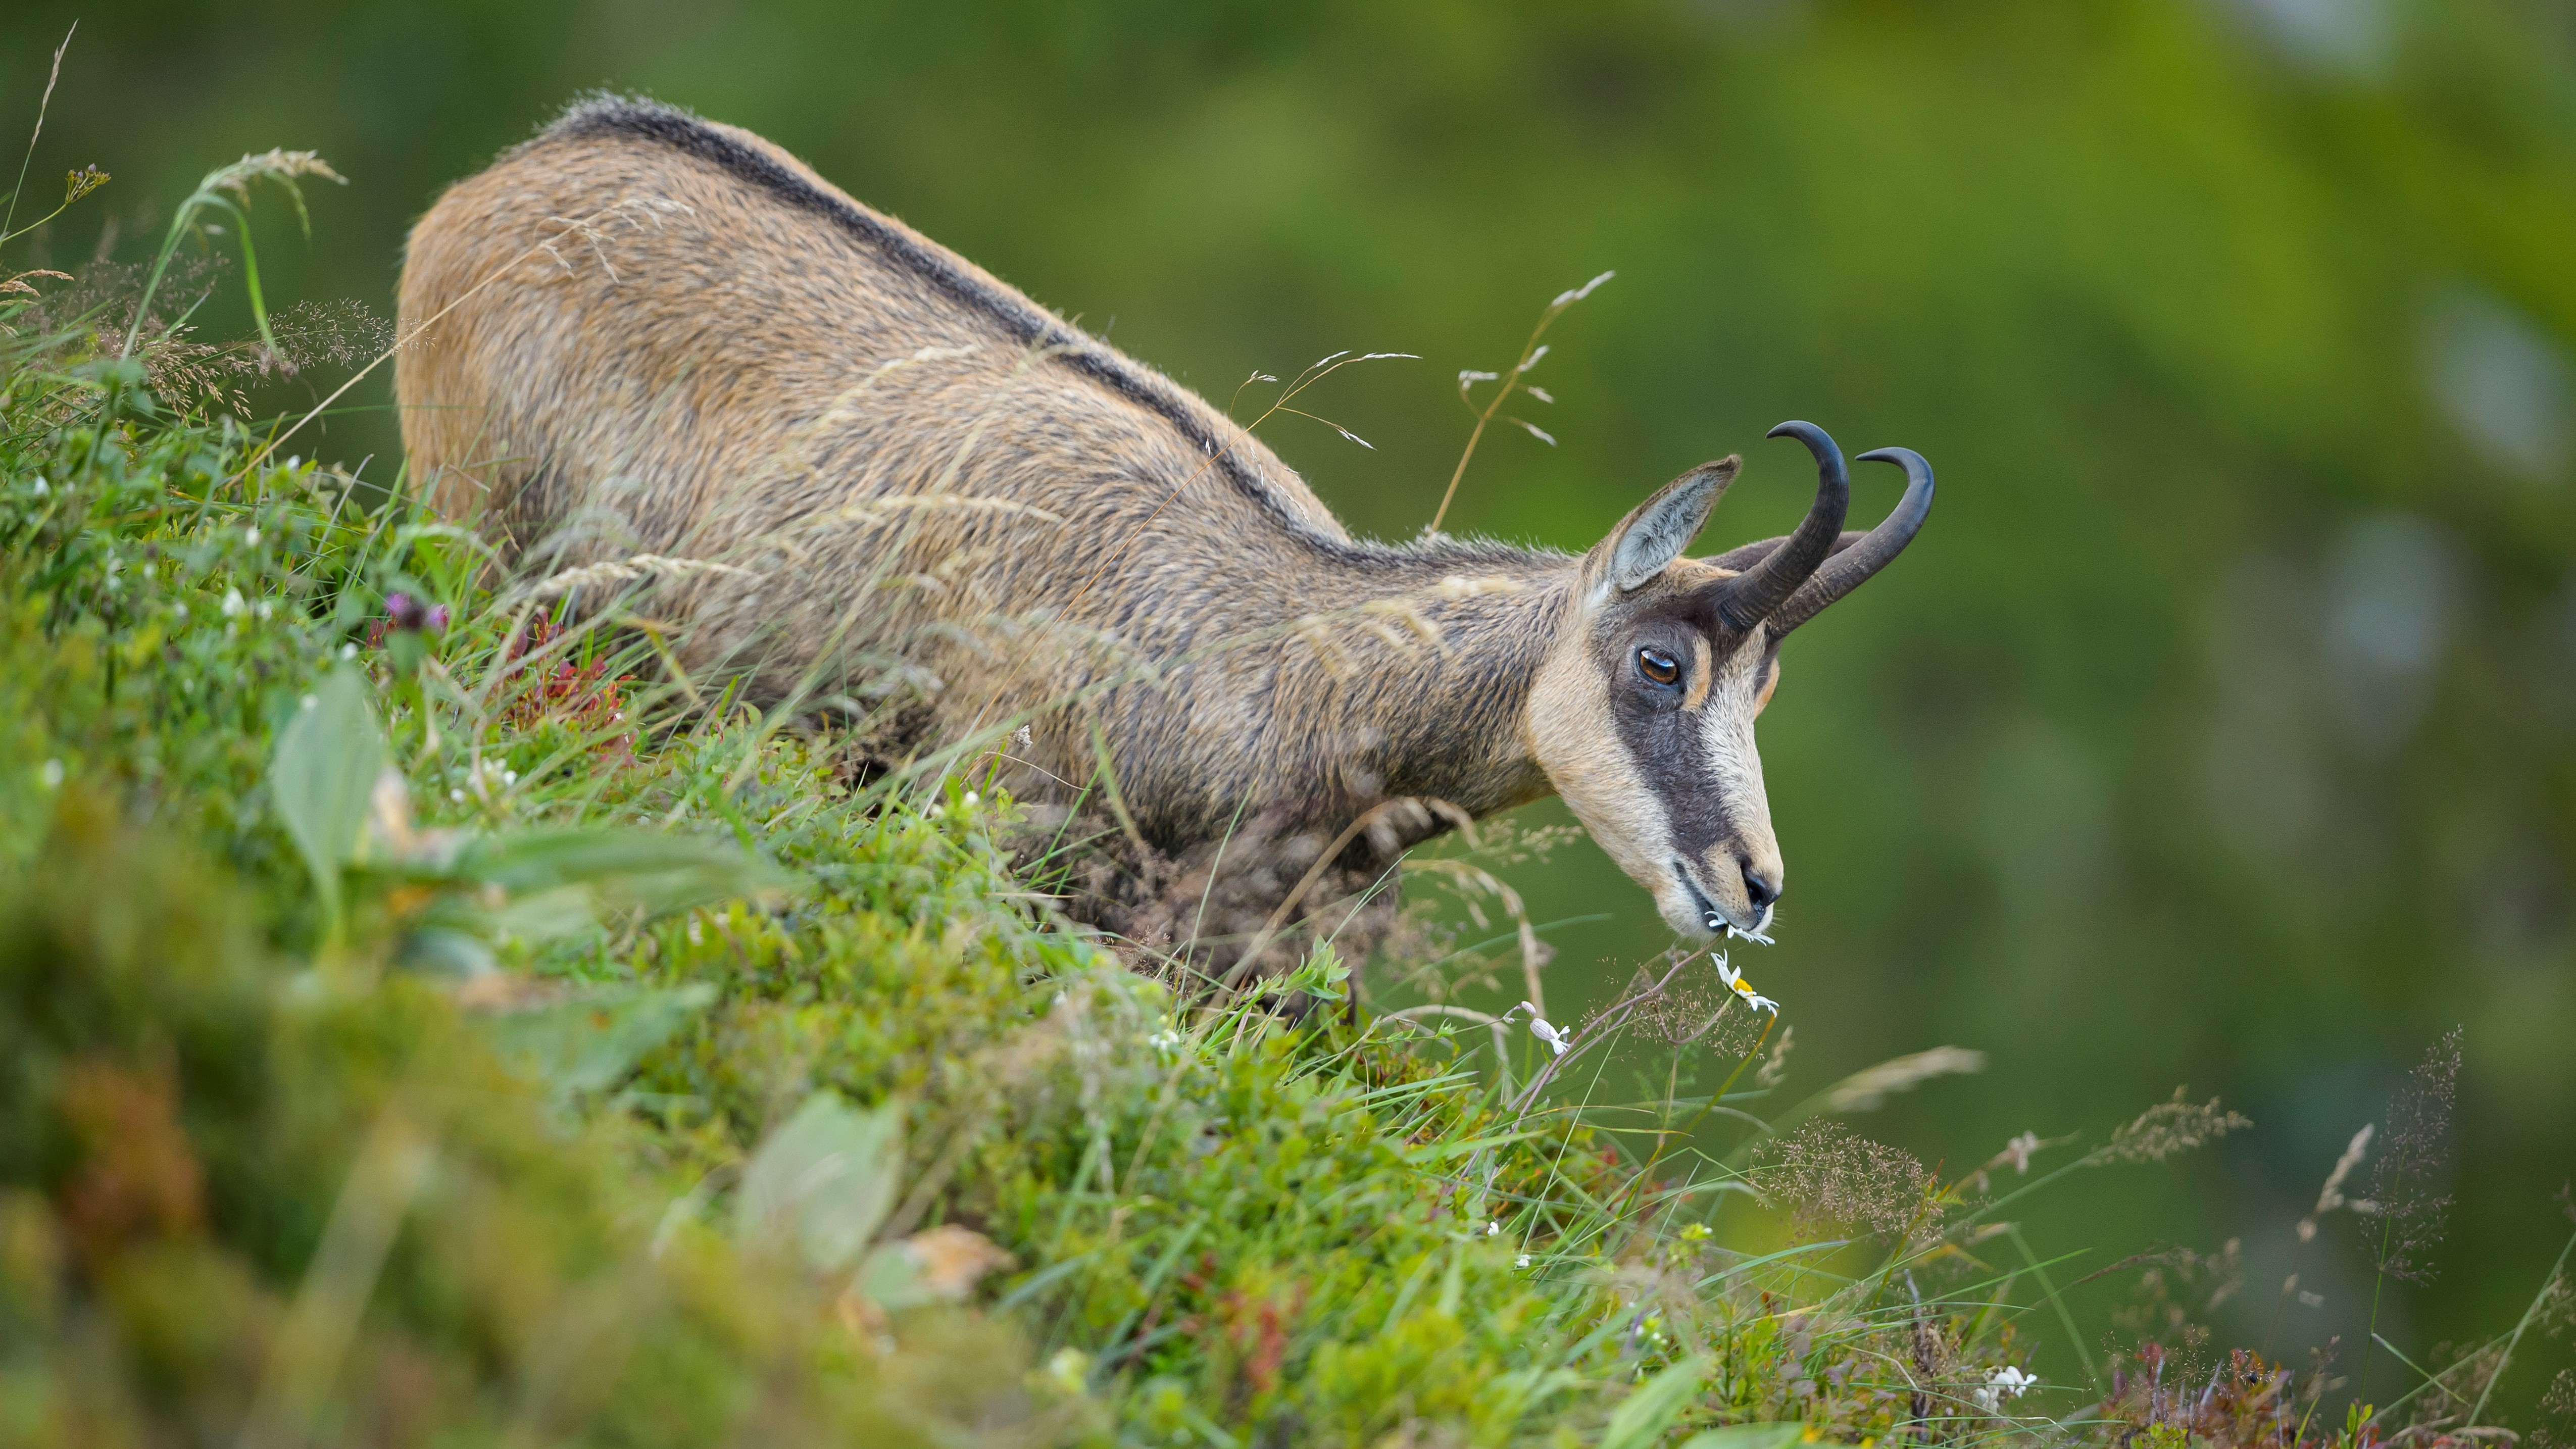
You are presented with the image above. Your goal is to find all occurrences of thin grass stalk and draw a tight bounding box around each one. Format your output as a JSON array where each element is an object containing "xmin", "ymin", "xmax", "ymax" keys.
[
  {"xmin": 2, "ymin": 26, "xmax": 87, "ymax": 252},
  {"xmin": 1427, "ymin": 271, "xmax": 1611, "ymax": 534},
  {"xmin": 2463, "ymin": 1224, "xmax": 2576, "ymax": 1427}
]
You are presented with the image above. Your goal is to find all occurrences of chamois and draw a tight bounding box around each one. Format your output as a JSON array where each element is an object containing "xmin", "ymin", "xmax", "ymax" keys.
[{"xmin": 394, "ymin": 96, "xmax": 1933, "ymax": 978}]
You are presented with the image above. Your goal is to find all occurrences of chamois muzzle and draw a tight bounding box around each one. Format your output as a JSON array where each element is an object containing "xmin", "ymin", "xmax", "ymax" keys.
[
  {"xmin": 1712, "ymin": 421, "xmax": 1853, "ymax": 633},
  {"xmin": 1767, "ymin": 445, "xmax": 1937, "ymax": 635}
]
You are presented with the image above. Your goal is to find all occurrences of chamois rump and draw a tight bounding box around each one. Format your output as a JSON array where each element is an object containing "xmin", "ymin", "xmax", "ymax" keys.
[{"xmin": 394, "ymin": 96, "xmax": 1933, "ymax": 980}]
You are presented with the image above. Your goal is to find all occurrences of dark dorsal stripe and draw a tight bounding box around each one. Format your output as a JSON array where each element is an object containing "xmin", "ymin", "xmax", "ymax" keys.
[{"xmin": 534, "ymin": 94, "xmax": 1444, "ymax": 566}]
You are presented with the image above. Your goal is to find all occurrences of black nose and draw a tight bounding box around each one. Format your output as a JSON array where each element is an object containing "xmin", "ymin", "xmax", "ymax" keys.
[{"xmin": 1741, "ymin": 863, "xmax": 1779, "ymax": 912}]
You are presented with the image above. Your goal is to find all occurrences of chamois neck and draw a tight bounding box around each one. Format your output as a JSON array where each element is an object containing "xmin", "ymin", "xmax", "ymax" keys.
[{"xmin": 1193, "ymin": 539, "xmax": 1578, "ymax": 833}]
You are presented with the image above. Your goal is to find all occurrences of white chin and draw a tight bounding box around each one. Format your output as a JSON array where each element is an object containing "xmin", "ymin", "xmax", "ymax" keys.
[{"xmin": 1657, "ymin": 894, "xmax": 1722, "ymax": 940}]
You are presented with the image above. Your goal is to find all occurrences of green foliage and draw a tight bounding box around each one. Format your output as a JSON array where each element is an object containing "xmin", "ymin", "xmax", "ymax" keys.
[
  {"xmin": 269, "ymin": 664, "xmax": 380, "ymax": 926},
  {"xmin": 0, "ymin": 794, "xmax": 1045, "ymax": 1447}
]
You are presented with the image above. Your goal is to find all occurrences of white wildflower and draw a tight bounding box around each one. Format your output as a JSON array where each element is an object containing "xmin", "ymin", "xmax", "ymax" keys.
[
  {"xmin": 1718, "ymin": 917, "xmax": 1777, "ymax": 946},
  {"xmin": 450, "ymin": 787, "xmax": 465, "ymax": 802},
  {"xmin": 244, "ymin": 526, "xmax": 260, "ymax": 546},
  {"xmin": 1515, "ymin": 1254, "xmax": 1531, "ymax": 1269},
  {"xmin": 1512, "ymin": 1000, "xmax": 1572, "ymax": 1057},
  {"xmin": 39, "ymin": 760, "xmax": 65, "ymax": 789},
  {"xmin": 1710, "ymin": 953, "xmax": 1779, "ymax": 1015},
  {"xmin": 2003, "ymin": 1131, "xmax": 2042, "ymax": 1173},
  {"xmin": 339, "ymin": 642, "xmax": 358, "ymax": 660},
  {"xmin": 1485, "ymin": 1220, "xmax": 1500, "ymax": 1237},
  {"xmin": 31, "ymin": 477, "xmax": 47, "ymax": 496},
  {"xmin": 221, "ymin": 588, "xmax": 245, "ymax": 618},
  {"xmin": 1972, "ymin": 1366, "xmax": 2038, "ymax": 1413}
]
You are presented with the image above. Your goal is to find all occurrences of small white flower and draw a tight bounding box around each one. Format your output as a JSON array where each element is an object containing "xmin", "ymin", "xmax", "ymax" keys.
[
  {"xmin": 1973, "ymin": 1365, "xmax": 2039, "ymax": 1413},
  {"xmin": 1515, "ymin": 1254, "xmax": 1531, "ymax": 1269},
  {"xmin": 1513, "ymin": 1001, "xmax": 1573, "ymax": 1057},
  {"xmin": 2003, "ymin": 1131, "xmax": 2042, "ymax": 1173},
  {"xmin": 31, "ymin": 477, "xmax": 47, "ymax": 496},
  {"xmin": 243, "ymin": 526, "xmax": 260, "ymax": 546},
  {"xmin": 687, "ymin": 918, "xmax": 704, "ymax": 945},
  {"xmin": 450, "ymin": 787, "xmax": 465, "ymax": 802},
  {"xmin": 257, "ymin": 599, "xmax": 274, "ymax": 619},
  {"xmin": 1485, "ymin": 1220, "xmax": 1500, "ymax": 1236},
  {"xmin": 221, "ymin": 588, "xmax": 245, "ymax": 618},
  {"xmin": 340, "ymin": 642, "xmax": 358, "ymax": 660},
  {"xmin": 962, "ymin": 790, "xmax": 979, "ymax": 807},
  {"xmin": 502, "ymin": 769, "xmax": 518, "ymax": 785},
  {"xmin": 39, "ymin": 760, "xmax": 65, "ymax": 789},
  {"xmin": 1710, "ymin": 953, "xmax": 1780, "ymax": 1015}
]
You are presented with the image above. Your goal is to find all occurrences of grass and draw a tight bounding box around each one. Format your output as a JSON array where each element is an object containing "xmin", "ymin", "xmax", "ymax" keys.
[{"xmin": 2, "ymin": 138, "xmax": 2570, "ymax": 1449}]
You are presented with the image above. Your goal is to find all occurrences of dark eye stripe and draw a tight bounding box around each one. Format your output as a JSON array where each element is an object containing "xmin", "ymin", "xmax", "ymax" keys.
[{"xmin": 1638, "ymin": 647, "xmax": 1679, "ymax": 686}]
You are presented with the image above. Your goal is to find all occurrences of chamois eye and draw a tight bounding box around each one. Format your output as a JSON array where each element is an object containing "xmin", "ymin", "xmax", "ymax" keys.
[{"xmin": 1637, "ymin": 647, "xmax": 1679, "ymax": 687}]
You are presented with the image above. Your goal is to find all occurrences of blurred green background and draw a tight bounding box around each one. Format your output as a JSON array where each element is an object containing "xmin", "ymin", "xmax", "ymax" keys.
[{"xmin": 10, "ymin": 0, "xmax": 2572, "ymax": 1410}]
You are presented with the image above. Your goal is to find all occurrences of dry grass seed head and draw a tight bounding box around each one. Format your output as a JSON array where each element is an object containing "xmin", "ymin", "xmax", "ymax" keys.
[
  {"xmin": 2543, "ymin": 1366, "xmax": 2576, "ymax": 1421},
  {"xmin": 1622, "ymin": 952, "xmax": 1756, "ymax": 1054},
  {"xmin": 2108, "ymin": 1086, "xmax": 2254, "ymax": 1164},
  {"xmin": 2366, "ymin": 1025, "xmax": 2461, "ymax": 1285},
  {"xmin": 508, "ymin": 552, "xmax": 751, "ymax": 604},
  {"xmin": 8, "ymin": 253, "xmax": 354, "ymax": 415},
  {"xmin": 1755, "ymin": 1120, "xmax": 1935, "ymax": 1239},
  {"xmin": 1820, "ymin": 1046, "xmax": 1986, "ymax": 1114},
  {"xmin": 1755, "ymin": 1023, "xmax": 1795, "ymax": 1088}
]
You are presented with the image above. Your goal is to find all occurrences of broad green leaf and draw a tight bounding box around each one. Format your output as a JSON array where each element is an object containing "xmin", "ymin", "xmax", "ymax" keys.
[
  {"xmin": 486, "ymin": 885, "xmax": 599, "ymax": 944},
  {"xmin": 1674, "ymin": 1425, "xmax": 1808, "ymax": 1449},
  {"xmin": 736, "ymin": 1091, "xmax": 904, "ymax": 1274},
  {"xmin": 1600, "ymin": 1355, "xmax": 1712, "ymax": 1449},
  {"xmin": 269, "ymin": 667, "xmax": 382, "ymax": 920},
  {"xmin": 460, "ymin": 829, "xmax": 795, "ymax": 919},
  {"xmin": 485, "ymin": 983, "xmax": 717, "ymax": 1098}
]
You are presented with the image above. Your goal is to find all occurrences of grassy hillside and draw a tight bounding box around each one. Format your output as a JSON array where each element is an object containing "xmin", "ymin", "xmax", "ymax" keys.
[{"xmin": 1, "ymin": 154, "xmax": 2560, "ymax": 1449}]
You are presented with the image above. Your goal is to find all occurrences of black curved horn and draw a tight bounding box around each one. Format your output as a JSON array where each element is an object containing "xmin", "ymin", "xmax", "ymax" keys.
[
  {"xmin": 1712, "ymin": 421, "xmax": 1852, "ymax": 633},
  {"xmin": 1766, "ymin": 445, "xmax": 1935, "ymax": 635}
]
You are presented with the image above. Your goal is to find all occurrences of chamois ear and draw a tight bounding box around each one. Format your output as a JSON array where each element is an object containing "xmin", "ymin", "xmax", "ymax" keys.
[{"xmin": 1604, "ymin": 457, "xmax": 1739, "ymax": 592}]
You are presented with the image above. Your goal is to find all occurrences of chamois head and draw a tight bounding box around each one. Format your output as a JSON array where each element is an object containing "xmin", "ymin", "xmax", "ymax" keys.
[{"xmin": 1525, "ymin": 422, "xmax": 1935, "ymax": 941}]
